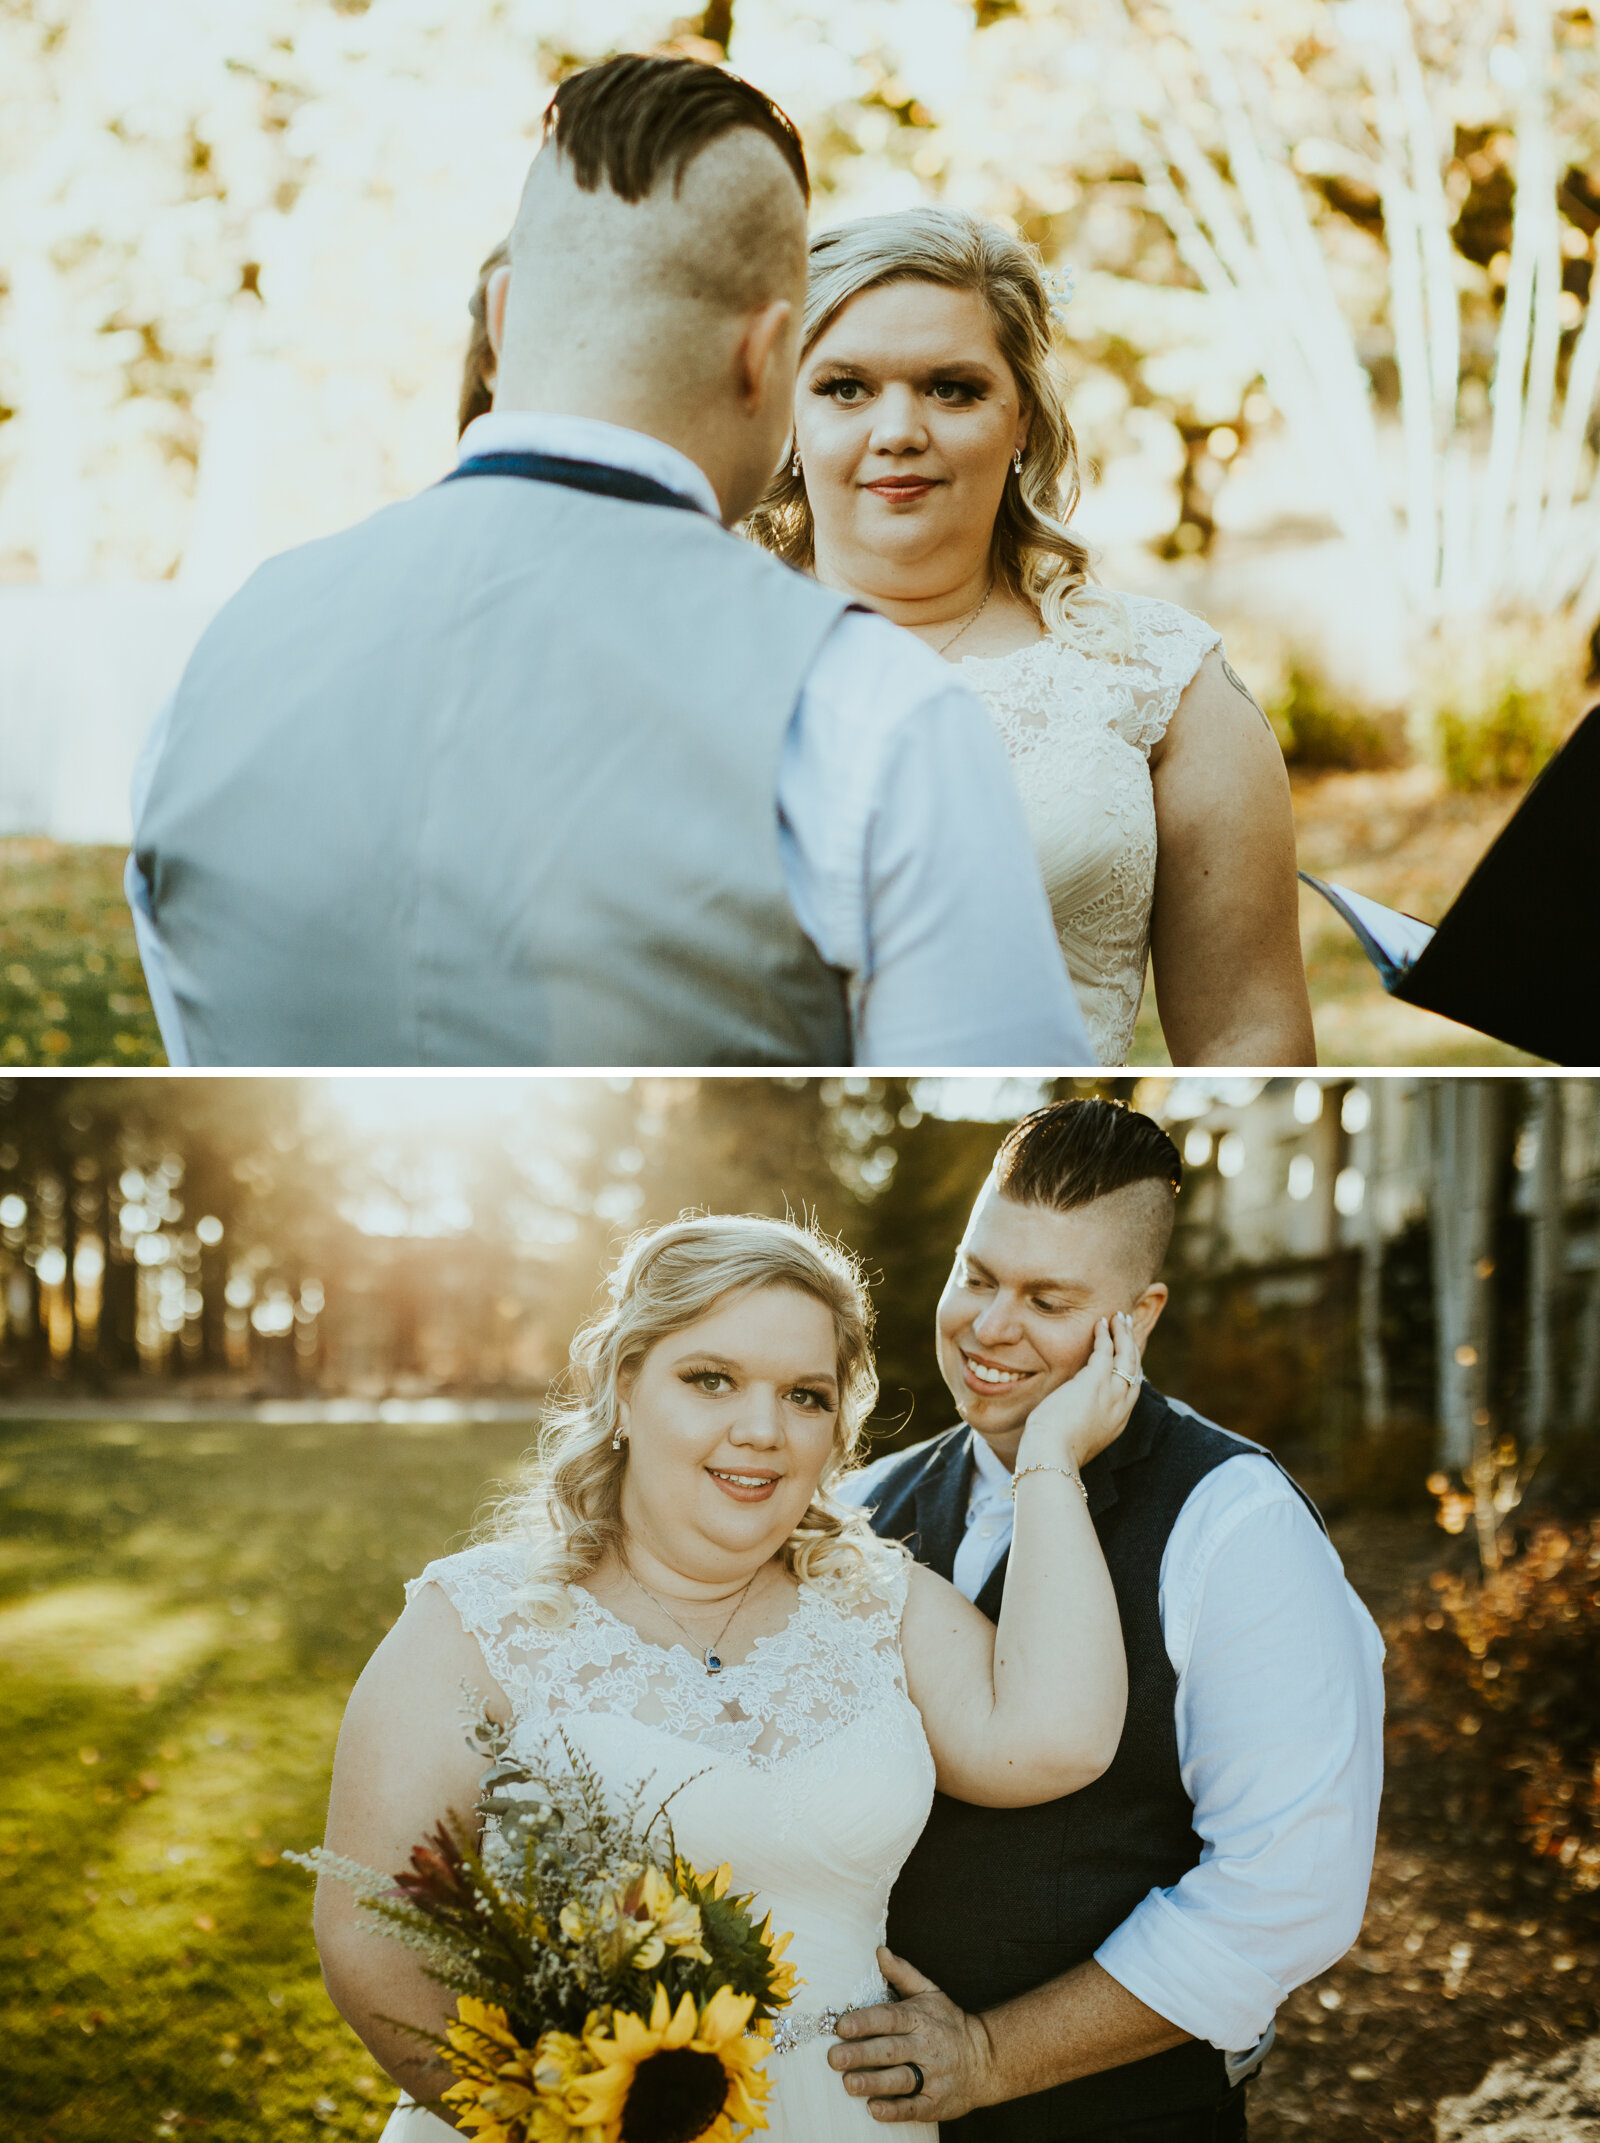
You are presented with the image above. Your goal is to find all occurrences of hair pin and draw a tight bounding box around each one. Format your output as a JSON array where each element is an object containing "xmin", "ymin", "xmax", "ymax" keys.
[{"xmin": 1044, "ymin": 265, "xmax": 1077, "ymax": 325}]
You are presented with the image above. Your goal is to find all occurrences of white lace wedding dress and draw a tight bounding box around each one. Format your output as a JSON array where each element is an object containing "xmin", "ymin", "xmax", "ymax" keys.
[
  {"xmin": 379, "ymin": 1539, "xmax": 938, "ymax": 2143},
  {"xmin": 960, "ymin": 591, "xmax": 1220, "ymax": 1066}
]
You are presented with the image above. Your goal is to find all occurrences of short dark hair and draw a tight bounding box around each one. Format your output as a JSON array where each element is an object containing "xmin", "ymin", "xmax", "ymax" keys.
[
  {"xmin": 994, "ymin": 1098, "xmax": 1182, "ymax": 1213},
  {"xmin": 544, "ymin": 53, "xmax": 809, "ymax": 206}
]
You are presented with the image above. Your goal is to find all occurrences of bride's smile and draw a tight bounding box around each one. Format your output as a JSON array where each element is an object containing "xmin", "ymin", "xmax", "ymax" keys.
[
  {"xmin": 795, "ymin": 278, "xmax": 1040, "ymax": 647},
  {"xmin": 612, "ymin": 1282, "xmax": 842, "ymax": 1585}
]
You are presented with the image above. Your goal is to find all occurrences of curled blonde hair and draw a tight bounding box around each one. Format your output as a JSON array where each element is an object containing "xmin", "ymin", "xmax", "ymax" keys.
[
  {"xmin": 491, "ymin": 1213, "xmax": 896, "ymax": 1623},
  {"xmin": 747, "ymin": 205, "xmax": 1126, "ymax": 647}
]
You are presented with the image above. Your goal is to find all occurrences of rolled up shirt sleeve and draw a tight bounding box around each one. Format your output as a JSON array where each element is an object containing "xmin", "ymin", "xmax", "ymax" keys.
[{"xmin": 1095, "ymin": 1474, "xmax": 1386, "ymax": 2053}]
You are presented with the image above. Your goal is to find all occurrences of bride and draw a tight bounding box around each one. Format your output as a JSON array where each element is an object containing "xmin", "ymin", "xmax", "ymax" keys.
[
  {"xmin": 746, "ymin": 208, "xmax": 1317, "ymax": 1071},
  {"xmin": 314, "ymin": 1213, "xmax": 1140, "ymax": 2138}
]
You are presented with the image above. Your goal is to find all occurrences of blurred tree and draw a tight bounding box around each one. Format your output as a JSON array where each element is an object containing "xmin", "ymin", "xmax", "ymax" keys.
[
  {"xmin": 850, "ymin": 1105, "xmax": 1002, "ymax": 1450},
  {"xmin": 1093, "ymin": 0, "xmax": 1600, "ymax": 624},
  {"xmin": 1525, "ymin": 1077, "xmax": 1565, "ymax": 1455},
  {"xmin": 0, "ymin": 0, "xmax": 689, "ymax": 583}
]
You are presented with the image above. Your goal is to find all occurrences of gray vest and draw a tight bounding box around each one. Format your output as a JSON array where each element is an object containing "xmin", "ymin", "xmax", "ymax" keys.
[{"xmin": 135, "ymin": 472, "xmax": 853, "ymax": 1065}]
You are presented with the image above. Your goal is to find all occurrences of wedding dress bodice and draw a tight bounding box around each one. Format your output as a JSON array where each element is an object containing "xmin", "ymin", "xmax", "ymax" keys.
[
  {"xmin": 399, "ymin": 1538, "xmax": 938, "ymax": 2141},
  {"xmin": 960, "ymin": 592, "xmax": 1220, "ymax": 1066}
]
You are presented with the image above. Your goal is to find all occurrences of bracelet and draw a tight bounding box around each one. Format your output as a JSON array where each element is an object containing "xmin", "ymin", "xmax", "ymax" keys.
[{"xmin": 1010, "ymin": 1462, "xmax": 1089, "ymax": 1506}]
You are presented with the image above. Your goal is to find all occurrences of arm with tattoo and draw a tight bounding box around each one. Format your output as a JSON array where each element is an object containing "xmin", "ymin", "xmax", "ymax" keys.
[{"xmin": 1220, "ymin": 655, "xmax": 1276, "ymax": 740}]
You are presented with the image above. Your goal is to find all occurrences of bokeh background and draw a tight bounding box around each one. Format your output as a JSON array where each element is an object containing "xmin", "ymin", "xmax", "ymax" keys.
[
  {"xmin": 5, "ymin": 1, "xmax": 1600, "ymax": 1063},
  {"xmin": 3, "ymin": 1069, "xmax": 1600, "ymax": 2140}
]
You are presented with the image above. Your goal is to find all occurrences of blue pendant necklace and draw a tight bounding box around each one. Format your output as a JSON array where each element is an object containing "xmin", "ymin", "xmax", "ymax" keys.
[{"xmin": 624, "ymin": 1562, "xmax": 760, "ymax": 1676}]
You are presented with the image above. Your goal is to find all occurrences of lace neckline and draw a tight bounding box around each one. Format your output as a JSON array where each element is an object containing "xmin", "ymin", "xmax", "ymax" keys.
[
  {"xmin": 414, "ymin": 1538, "xmax": 915, "ymax": 1770},
  {"xmin": 953, "ymin": 633, "xmax": 1052, "ymax": 676},
  {"xmin": 572, "ymin": 1576, "xmax": 812, "ymax": 1679}
]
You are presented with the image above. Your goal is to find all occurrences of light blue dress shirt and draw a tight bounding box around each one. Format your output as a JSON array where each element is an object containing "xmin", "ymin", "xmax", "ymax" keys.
[{"xmin": 128, "ymin": 412, "xmax": 1095, "ymax": 1069}]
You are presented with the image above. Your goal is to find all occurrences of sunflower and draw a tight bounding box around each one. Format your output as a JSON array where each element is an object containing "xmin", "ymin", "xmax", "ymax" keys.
[
  {"xmin": 753, "ymin": 1914, "xmax": 800, "ymax": 2008},
  {"xmin": 568, "ymin": 1983, "xmax": 775, "ymax": 2143},
  {"xmin": 441, "ymin": 2000, "xmax": 605, "ymax": 2143}
]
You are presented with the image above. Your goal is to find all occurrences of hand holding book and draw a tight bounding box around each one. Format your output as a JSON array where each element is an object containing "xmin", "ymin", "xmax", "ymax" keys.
[{"xmin": 1302, "ymin": 704, "xmax": 1600, "ymax": 1064}]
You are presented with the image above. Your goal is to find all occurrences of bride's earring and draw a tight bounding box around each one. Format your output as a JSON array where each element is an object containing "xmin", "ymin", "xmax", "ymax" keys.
[
  {"xmin": 611, "ymin": 1428, "xmax": 627, "ymax": 1453},
  {"xmin": 791, "ymin": 448, "xmax": 802, "ymax": 478},
  {"xmin": 1012, "ymin": 447, "xmax": 1024, "ymax": 474}
]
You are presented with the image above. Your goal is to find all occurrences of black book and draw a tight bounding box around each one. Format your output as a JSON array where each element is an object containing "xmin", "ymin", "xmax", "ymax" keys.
[{"xmin": 1300, "ymin": 702, "xmax": 1600, "ymax": 1066}]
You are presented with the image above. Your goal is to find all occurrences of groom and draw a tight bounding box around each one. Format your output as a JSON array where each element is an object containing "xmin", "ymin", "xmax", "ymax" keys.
[
  {"xmin": 835, "ymin": 1098, "xmax": 1385, "ymax": 2140},
  {"xmin": 127, "ymin": 54, "xmax": 1089, "ymax": 1069}
]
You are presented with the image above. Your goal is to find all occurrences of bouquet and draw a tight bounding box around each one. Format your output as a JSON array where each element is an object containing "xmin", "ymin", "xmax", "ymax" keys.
[{"xmin": 291, "ymin": 1714, "xmax": 797, "ymax": 2143}]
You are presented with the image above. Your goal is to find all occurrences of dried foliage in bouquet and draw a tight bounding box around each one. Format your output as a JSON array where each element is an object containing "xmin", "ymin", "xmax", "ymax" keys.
[
  {"xmin": 1391, "ymin": 1519, "xmax": 1600, "ymax": 1898},
  {"xmin": 289, "ymin": 1715, "xmax": 797, "ymax": 2143}
]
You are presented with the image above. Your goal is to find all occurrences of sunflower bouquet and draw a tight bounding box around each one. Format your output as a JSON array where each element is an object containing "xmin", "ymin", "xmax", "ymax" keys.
[{"xmin": 290, "ymin": 1716, "xmax": 797, "ymax": 2143}]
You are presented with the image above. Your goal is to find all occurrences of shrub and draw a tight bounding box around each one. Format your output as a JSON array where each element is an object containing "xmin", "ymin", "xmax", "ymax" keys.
[
  {"xmin": 1419, "ymin": 618, "xmax": 1586, "ymax": 793},
  {"xmin": 1435, "ymin": 681, "xmax": 1566, "ymax": 792},
  {"xmin": 1390, "ymin": 1519, "xmax": 1600, "ymax": 1896},
  {"xmin": 1266, "ymin": 658, "xmax": 1409, "ymax": 771}
]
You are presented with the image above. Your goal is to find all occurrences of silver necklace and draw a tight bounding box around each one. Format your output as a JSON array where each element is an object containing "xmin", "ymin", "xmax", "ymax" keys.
[
  {"xmin": 933, "ymin": 581, "xmax": 995, "ymax": 658},
  {"xmin": 624, "ymin": 1561, "xmax": 761, "ymax": 1676}
]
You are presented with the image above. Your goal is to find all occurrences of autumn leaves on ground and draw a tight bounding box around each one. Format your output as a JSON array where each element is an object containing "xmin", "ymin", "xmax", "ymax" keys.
[
  {"xmin": 0, "ymin": 764, "xmax": 1547, "ymax": 1069},
  {"xmin": 4, "ymin": 1418, "xmax": 1596, "ymax": 2143}
]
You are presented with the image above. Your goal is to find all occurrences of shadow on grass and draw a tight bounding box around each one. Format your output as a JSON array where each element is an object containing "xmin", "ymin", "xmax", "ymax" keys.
[{"xmin": 0, "ymin": 1415, "xmax": 536, "ymax": 2140}]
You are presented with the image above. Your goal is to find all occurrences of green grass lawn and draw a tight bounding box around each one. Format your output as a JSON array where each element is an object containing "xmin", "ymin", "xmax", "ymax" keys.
[
  {"xmin": 0, "ymin": 842, "xmax": 165, "ymax": 1067},
  {"xmin": 0, "ymin": 1413, "xmax": 536, "ymax": 2141}
]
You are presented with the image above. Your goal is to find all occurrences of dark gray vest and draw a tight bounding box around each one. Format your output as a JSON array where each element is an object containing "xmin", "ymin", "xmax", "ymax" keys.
[
  {"xmin": 134, "ymin": 467, "xmax": 853, "ymax": 1066},
  {"xmin": 865, "ymin": 1388, "xmax": 1324, "ymax": 2139}
]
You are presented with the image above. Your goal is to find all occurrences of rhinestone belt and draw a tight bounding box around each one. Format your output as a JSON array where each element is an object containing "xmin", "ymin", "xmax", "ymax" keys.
[
  {"xmin": 771, "ymin": 2007, "xmax": 842, "ymax": 2055},
  {"xmin": 769, "ymin": 1974, "xmax": 888, "ymax": 2056}
]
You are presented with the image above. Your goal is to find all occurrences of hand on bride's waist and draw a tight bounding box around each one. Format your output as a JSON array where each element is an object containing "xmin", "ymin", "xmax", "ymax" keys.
[{"xmin": 1014, "ymin": 1312, "xmax": 1143, "ymax": 1477}]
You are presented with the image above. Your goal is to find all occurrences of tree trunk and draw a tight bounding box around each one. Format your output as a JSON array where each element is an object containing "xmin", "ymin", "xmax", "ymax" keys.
[
  {"xmin": 1525, "ymin": 1080, "xmax": 1564, "ymax": 1455},
  {"xmin": 1356, "ymin": 1085, "xmax": 1387, "ymax": 1436},
  {"xmin": 1432, "ymin": 1081, "xmax": 1501, "ymax": 1566}
]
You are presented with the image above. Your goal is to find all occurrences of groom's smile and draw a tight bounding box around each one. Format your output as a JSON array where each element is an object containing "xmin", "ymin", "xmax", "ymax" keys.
[
  {"xmin": 959, "ymin": 1350, "xmax": 1035, "ymax": 1392},
  {"xmin": 935, "ymin": 1175, "xmax": 1171, "ymax": 1462}
]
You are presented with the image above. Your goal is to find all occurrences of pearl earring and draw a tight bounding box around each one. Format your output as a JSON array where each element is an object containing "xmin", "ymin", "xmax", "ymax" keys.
[
  {"xmin": 791, "ymin": 449, "xmax": 802, "ymax": 478},
  {"xmin": 1013, "ymin": 448, "xmax": 1024, "ymax": 474},
  {"xmin": 611, "ymin": 1429, "xmax": 626, "ymax": 1453}
]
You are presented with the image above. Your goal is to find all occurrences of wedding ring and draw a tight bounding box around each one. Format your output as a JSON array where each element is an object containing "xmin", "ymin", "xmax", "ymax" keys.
[
  {"xmin": 906, "ymin": 2063, "xmax": 926, "ymax": 2098},
  {"xmin": 1112, "ymin": 1367, "xmax": 1138, "ymax": 1388}
]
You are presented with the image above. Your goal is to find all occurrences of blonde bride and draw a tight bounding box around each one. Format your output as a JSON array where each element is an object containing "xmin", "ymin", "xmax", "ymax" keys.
[
  {"xmin": 314, "ymin": 1214, "xmax": 1140, "ymax": 2138},
  {"xmin": 747, "ymin": 207, "xmax": 1316, "ymax": 1071}
]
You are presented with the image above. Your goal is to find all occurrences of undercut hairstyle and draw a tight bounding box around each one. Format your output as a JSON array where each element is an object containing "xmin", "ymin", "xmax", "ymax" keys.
[
  {"xmin": 994, "ymin": 1099, "xmax": 1183, "ymax": 1281},
  {"xmin": 543, "ymin": 52, "xmax": 809, "ymax": 206}
]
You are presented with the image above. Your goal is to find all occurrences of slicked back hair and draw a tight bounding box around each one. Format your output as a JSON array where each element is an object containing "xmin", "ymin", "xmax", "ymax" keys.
[
  {"xmin": 543, "ymin": 52, "xmax": 809, "ymax": 206},
  {"xmin": 995, "ymin": 1098, "xmax": 1182, "ymax": 1220}
]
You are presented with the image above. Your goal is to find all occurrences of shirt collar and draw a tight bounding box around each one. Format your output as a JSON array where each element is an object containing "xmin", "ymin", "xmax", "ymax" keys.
[
  {"xmin": 968, "ymin": 1430, "xmax": 1015, "ymax": 1506},
  {"xmin": 457, "ymin": 411, "xmax": 722, "ymax": 521}
]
